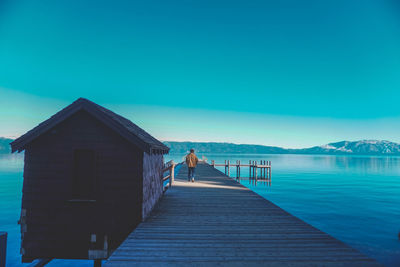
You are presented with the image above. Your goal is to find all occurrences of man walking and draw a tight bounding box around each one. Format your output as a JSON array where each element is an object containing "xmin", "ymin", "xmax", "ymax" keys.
[{"xmin": 185, "ymin": 148, "xmax": 199, "ymax": 182}]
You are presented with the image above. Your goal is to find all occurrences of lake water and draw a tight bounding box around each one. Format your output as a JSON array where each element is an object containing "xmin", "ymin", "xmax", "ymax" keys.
[{"xmin": 1, "ymin": 153, "xmax": 400, "ymax": 266}]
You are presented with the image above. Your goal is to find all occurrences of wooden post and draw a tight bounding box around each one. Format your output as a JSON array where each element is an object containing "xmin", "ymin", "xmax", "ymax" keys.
[
  {"xmin": 263, "ymin": 160, "xmax": 266, "ymax": 179},
  {"xmin": 236, "ymin": 160, "xmax": 238, "ymax": 179},
  {"xmin": 255, "ymin": 161, "xmax": 258, "ymax": 180},
  {"xmin": 170, "ymin": 161, "xmax": 175, "ymax": 188},
  {"xmin": 269, "ymin": 161, "xmax": 272, "ymax": 179},
  {"xmin": 0, "ymin": 232, "xmax": 6, "ymax": 267},
  {"xmin": 236, "ymin": 160, "xmax": 238, "ymax": 178},
  {"xmin": 224, "ymin": 160, "xmax": 227, "ymax": 174},
  {"xmin": 238, "ymin": 160, "xmax": 241, "ymax": 178},
  {"xmin": 227, "ymin": 160, "xmax": 230, "ymax": 176},
  {"xmin": 261, "ymin": 160, "xmax": 264, "ymax": 179},
  {"xmin": 212, "ymin": 160, "xmax": 215, "ymax": 167},
  {"xmin": 251, "ymin": 161, "xmax": 254, "ymax": 179},
  {"xmin": 258, "ymin": 160, "xmax": 260, "ymax": 179},
  {"xmin": 263, "ymin": 160, "xmax": 267, "ymax": 179},
  {"xmin": 89, "ymin": 234, "xmax": 108, "ymax": 261},
  {"xmin": 249, "ymin": 160, "xmax": 252, "ymax": 178},
  {"xmin": 266, "ymin": 161, "xmax": 268, "ymax": 179}
]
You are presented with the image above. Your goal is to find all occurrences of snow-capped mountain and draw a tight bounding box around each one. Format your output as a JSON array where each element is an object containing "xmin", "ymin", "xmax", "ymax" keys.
[
  {"xmin": 165, "ymin": 140, "xmax": 400, "ymax": 155},
  {"xmin": 300, "ymin": 140, "xmax": 400, "ymax": 155}
]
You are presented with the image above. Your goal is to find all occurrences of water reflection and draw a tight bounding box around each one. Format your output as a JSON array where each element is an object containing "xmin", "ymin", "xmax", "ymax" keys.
[
  {"xmin": 167, "ymin": 153, "xmax": 400, "ymax": 176},
  {"xmin": 243, "ymin": 177, "xmax": 271, "ymax": 187},
  {"xmin": 263, "ymin": 154, "xmax": 400, "ymax": 175},
  {"xmin": 327, "ymin": 155, "xmax": 400, "ymax": 174},
  {"xmin": 0, "ymin": 153, "xmax": 24, "ymax": 172}
]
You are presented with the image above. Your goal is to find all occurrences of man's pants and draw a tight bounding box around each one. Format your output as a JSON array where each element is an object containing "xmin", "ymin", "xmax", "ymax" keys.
[{"xmin": 188, "ymin": 167, "xmax": 195, "ymax": 180}]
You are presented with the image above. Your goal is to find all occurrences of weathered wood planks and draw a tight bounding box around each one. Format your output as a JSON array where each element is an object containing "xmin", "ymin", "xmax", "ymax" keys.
[{"xmin": 104, "ymin": 163, "xmax": 382, "ymax": 266}]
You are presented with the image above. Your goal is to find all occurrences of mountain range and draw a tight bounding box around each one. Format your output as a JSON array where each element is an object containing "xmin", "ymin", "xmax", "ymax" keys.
[
  {"xmin": 0, "ymin": 137, "xmax": 13, "ymax": 154},
  {"xmin": 164, "ymin": 140, "xmax": 400, "ymax": 155},
  {"xmin": 2, "ymin": 137, "xmax": 400, "ymax": 155}
]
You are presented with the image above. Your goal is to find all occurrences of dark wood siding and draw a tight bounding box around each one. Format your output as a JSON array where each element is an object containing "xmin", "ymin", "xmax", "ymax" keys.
[
  {"xmin": 21, "ymin": 110, "xmax": 143, "ymax": 261},
  {"xmin": 142, "ymin": 152, "xmax": 164, "ymax": 219}
]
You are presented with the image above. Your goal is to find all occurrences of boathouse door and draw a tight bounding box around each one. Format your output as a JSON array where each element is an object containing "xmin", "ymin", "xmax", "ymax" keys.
[{"xmin": 73, "ymin": 149, "xmax": 96, "ymax": 200}]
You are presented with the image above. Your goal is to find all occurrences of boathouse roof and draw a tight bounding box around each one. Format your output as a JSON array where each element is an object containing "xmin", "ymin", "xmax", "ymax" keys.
[{"xmin": 11, "ymin": 98, "xmax": 169, "ymax": 154}]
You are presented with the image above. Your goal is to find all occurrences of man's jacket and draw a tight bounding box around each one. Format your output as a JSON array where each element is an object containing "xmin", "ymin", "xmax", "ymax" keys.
[{"xmin": 186, "ymin": 153, "xmax": 199, "ymax": 167}]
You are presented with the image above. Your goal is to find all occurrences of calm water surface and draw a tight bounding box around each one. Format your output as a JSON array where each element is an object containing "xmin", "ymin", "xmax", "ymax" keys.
[{"xmin": 1, "ymin": 153, "xmax": 400, "ymax": 266}]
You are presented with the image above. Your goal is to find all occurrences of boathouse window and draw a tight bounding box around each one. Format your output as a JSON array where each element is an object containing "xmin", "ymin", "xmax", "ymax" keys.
[{"xmin": 72, "ymin": 149, "xmax": 96, "ymax": 199}]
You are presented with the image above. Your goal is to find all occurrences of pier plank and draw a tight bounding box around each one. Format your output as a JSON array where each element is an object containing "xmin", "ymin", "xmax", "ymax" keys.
[{"xmin": 105, "ymin": 163, "xmax": 381, "ymax": 266}]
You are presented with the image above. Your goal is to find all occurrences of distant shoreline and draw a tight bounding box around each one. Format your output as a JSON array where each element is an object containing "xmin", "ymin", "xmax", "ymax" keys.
[
  {"xmin": 163, "ymin": 140, "xmax": 400, "ymax": 156},
  {"xmin": 2, "ymin": 137, "xmax": 400, "ymax": 156}
]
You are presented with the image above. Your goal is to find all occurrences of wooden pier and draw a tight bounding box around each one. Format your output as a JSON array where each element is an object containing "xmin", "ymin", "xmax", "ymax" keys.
[
  {"xmin": 212, "ymin": 160, "xmax": 271, "ymax": 179},
  {"xmin": 104, "ymin": 162, "xmax": 381, "ymax": 266}
]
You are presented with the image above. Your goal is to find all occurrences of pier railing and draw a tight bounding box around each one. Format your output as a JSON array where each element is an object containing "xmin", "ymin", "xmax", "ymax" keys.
[
  {"xmin": 162, "ymin": 160, "xmax": 175, "ymax": 191},
  {"xmin": 211, "ymin": 160, "xmax": 271, "ymax": 179}
]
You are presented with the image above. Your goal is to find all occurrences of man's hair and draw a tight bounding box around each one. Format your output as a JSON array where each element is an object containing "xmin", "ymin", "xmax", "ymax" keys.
[{"xmin": 190, "ymin": 148, "xmax": 195, "ymax": 153}]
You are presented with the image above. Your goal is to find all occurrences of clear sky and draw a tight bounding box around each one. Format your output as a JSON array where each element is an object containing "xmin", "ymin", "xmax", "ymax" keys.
[{"xmin": 1, "ymin": 0, "xmax": 400, "ymax": 148}]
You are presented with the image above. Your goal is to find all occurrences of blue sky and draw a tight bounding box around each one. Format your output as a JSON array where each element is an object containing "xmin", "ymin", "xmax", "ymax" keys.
[{"xmin": 1, "ymin": 0, "xmax": 400, "ymax": 148}]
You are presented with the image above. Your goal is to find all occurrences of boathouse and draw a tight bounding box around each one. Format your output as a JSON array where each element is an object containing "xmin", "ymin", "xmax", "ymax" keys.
[{"xmin": 10, "ymin": 98, "xmax": 169, "ymax": 263}]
